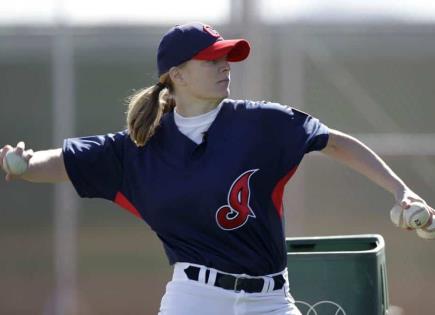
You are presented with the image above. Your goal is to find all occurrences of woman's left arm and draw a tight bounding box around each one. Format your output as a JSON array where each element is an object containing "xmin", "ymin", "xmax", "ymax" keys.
[{"xmin": 321, "ymin": 128, "xmax": 433, "ymax": 211}]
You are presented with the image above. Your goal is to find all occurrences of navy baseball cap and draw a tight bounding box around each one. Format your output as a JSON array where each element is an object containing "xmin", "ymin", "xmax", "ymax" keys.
[{"xmin": 157, "ymin": 22, "xmax": 251, "ymax": 77}]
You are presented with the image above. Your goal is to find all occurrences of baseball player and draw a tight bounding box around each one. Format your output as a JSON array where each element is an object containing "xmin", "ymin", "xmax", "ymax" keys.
[{"xmin": 1, "ymin": 22, "xmax": 433, "ymax": 315}]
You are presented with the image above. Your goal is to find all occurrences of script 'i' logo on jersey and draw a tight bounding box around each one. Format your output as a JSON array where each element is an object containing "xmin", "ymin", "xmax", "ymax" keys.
[{"xmin": 216, "ymin": 169, "xmax": 259, "ymax": 231}]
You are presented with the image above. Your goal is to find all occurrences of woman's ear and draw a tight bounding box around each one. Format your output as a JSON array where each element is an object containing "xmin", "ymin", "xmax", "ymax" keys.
[{"xmin": 169, "ymin": 66, "xmax": 186, "ymax": 86}]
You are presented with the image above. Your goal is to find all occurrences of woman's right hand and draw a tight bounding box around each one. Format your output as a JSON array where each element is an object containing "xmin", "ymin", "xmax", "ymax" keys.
[{"xmin": 0, "ymin": 141, "xmax": 34, "ymax": 181}]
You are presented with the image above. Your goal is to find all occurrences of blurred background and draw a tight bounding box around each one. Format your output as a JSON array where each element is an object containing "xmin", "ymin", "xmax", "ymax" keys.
[{"xmin": 1, "ymin": 0, "xmax": 435, "ymax": 314}]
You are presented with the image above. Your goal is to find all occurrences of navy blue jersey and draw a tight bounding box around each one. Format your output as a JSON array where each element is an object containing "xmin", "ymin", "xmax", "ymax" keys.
[{"xmin": 63, "ymin": 99, "xmax": 329, "ymax": 275}]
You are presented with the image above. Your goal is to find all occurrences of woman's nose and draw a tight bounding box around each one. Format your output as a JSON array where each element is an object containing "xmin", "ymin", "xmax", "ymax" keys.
[{"xmin": 221, "ymin": 59, "xmax": 230, "ymax": 72}]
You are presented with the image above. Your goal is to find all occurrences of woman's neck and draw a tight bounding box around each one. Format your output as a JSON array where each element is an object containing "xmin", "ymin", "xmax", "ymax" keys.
[{"xmin": 174, "ymin": 95, "xmax": 224, "ymax": 117}]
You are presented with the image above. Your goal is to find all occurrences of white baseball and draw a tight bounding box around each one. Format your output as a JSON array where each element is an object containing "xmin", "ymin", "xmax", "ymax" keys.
[
  {"xmin": 416, "ymin": 215, "xmax": 435, "ymax": 239},
  {"xmin": 403, "ymin": 201, "xmax": 431, "ymax": 229},
  {"xmin": 390, "ymin": 205, "xmax": 407, "ymax": 229},
  {"xmin": 3, "ymin": 151, "xmax": 28, "ymax": 175}
]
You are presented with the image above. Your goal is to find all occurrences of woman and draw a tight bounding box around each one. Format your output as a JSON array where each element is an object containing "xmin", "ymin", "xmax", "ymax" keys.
[{"xmin": 1, "ymin": 22, "xmax": 433, "ymax": 315}]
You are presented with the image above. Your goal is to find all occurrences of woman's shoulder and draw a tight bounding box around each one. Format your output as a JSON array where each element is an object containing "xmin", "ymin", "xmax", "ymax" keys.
[
  {"xmin": 97, "ymin": 130, "xmax": 132, "ymax": 147},
  {"xmin": 222, "ymin": 99, "xmax": 296, "ymax": 118},
  {"xmin": 65, "ymin": 129, "xmax": 130, "ymax": 146},
  {"xmin": 84, "ymin": 130, "xmax": 137, "ymax": 152}
]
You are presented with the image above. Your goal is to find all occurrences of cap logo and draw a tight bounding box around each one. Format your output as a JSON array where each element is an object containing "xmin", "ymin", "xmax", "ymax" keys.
[{"xmin": 203, "ymin": 25, "xmax": 221, "ymax": 39}]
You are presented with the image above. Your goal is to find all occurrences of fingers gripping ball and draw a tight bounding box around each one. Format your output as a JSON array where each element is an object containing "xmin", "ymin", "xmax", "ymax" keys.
[
  {"xmin": 3, "ymin": 151, "xmax": 28, "ymax": 175},
  {"xmin": 416, "ymin": 216, "xmax": 435, "ymax": 240},
  {"xmin": 390, "ymin": 202, "xmax": 431, "ymax": 229},
  {"xmin": 390, "ymin": 205, "xmax": 407, "ymax": 229},
  {"xmin": 404, "ymin": 201, "xmax": 431, "ymax": 229}
]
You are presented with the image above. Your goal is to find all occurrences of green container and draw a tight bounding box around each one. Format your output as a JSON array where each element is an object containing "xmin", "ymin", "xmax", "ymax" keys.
[{"xmin": 286, "ymin": 234, "xmax": 389, "ymax": 315}]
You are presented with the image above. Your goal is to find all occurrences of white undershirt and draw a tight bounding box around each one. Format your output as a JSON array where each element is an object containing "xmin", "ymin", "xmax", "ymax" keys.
[{"xmin": 174, "ymin": 101, "xmax": 224, "ymax": 144}]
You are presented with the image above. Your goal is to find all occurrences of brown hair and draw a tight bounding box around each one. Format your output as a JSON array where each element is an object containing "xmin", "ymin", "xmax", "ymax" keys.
[{"xmin": 126, "ymin": 74, "xmax": 175, "ymax": 147}]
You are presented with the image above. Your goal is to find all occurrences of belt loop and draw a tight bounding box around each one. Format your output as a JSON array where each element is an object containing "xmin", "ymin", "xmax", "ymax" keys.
[
  {"xmin": 269, "ymin": 277, "xmax": 276, "ymax": 293},
  {"xmin": 261, "ymin": 276, "xmax": 270, "ymax": 293},
  {"xmin": 282, "ymin": 269, "xmax": 289, "ymax": 292},
  {"xmin": 198, "ymin": 266, "xmax": 206, "ymax": 284},
  {"xmin": 207, "ymin": 268, "xmax": 217, "ymax": 286}
]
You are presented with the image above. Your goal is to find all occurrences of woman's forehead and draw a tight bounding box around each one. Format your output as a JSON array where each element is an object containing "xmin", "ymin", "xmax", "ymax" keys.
[
  {"xmin": 182, "ymin": 59, "xmax": 207, "ymax": 70},
  {"xmin": 188, "ymin": 57, "xmax": 227, "ymax": 67}
]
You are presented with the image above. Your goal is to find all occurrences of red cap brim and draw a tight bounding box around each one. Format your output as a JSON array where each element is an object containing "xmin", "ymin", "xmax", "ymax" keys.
[{"xmin": 193, "ymin": 39, "xmax": 251, "ymax": 62}]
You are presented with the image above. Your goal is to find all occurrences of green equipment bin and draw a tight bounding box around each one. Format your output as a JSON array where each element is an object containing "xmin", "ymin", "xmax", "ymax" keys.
[{"xmin": 286, "ymin": 234, "xmax": 389, "ymax": 315}]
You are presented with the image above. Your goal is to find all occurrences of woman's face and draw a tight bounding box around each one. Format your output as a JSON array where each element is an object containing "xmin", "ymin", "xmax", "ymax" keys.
[{"xmin": 176, "ymin": 57, "xmax": 231, "ymax": 102}]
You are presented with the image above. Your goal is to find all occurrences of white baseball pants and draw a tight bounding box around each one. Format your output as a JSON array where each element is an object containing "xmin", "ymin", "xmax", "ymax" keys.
[{"xmin": 158, "ymin": 262, "xmax": 302, "ymax": 315}]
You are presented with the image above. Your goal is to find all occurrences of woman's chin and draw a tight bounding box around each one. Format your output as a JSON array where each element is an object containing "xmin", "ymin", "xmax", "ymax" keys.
[
  {"xmin": 211, "ymin": 92, "xmax": 229, "ymax": 100},
  {"xmin": 202, "ymin": 89, "xmax": 230, "ymax": 102}
]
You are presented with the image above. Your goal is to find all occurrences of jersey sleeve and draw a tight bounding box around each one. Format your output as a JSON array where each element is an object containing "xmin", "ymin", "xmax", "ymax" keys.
[
  {"xmin": 62, "ymin": 131, "xmax": 127, "ymax": 200},
  {"xmin": 292, "ymin": 108, "xmax": 329, "ymax": 154},
  {"xmin": 251, "ymin": 101, "xmax": 329, "ymax": 163},
  {"xmin": 248, "ymin": 101, "xmax": 329, "ymax": 155}
]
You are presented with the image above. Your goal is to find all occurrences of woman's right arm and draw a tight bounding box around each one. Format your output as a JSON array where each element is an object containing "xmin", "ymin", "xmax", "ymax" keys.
[{"xmin": 0, "ymin": 142, "xmax": 69, "ymax": 183}]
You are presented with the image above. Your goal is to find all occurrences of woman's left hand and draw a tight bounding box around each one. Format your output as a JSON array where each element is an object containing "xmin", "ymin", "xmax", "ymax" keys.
[
  {"xmin": 396, "ymin": 187, "xmax": 425, "ymax": 209},
  {"xmin": 395, "ymin": 187, "xmax": 435, "ymax": 219}
]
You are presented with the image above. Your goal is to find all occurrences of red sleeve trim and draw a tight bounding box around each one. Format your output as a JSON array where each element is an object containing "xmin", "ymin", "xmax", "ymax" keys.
[
  {"xmin": 271, "ymin": 166, "xmax": 298, "ymax": 218},
  {"xmin": 114, "ymin": 191, "xmax": 142, "ymax": 219}
]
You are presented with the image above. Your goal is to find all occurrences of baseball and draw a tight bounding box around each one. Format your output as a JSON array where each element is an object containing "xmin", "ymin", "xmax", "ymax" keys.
[
  {"xmin": 403, "ymin": 201, "xmax": 431, "ymax": 229},
  {"xmin": 390, "ymin": 205, "xmax": 407, "ymax": 229},
  {"xmin": 416, "ymin": 215, "xmax": 435, "ymax": 239},
  {"xmin": 3, "ymin": 151, "xmax": 28, "ymax": 175}
]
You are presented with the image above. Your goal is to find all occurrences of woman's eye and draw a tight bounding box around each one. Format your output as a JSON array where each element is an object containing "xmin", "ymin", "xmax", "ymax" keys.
[{"xmin": 206, "ymin": 60, "xmax": 218, "ymax": 65}]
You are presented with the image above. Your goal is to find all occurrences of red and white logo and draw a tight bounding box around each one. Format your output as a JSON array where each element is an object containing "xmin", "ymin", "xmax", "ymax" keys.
[
  {"xmin": 203, "ymin": 25, "xmax": 222, "ymax": 39},
  {"xmin": 216, "ymin": 169, "xmax": 258, "ymax": 231}
]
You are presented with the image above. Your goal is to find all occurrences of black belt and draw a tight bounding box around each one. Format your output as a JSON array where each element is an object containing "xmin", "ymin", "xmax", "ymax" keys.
[{"xmin": 184, "ymin": 266, "xmax": 285, "ymax": 293}]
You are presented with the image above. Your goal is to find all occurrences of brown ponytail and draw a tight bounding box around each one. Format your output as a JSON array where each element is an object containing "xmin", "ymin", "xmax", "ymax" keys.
[{"xmin": 126, "ymin": 75, "xmax": 175, "ymax": 147}]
